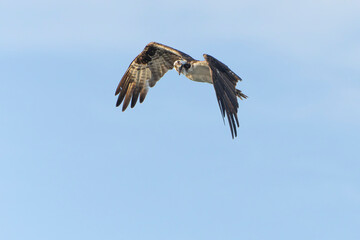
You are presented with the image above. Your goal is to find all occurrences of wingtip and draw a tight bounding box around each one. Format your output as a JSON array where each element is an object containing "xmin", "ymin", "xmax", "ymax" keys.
[
  {"xmin": 203, "ymin": 53, "xmax": 214, "ymax": 59},
  {"xmin": 231, "ymin": 129, "xmax": 238, "ymax": 139},
  {"xmin": 115, "ymin": 95, "xmax": 123, "ymax": 107},
  {"xmin": 115, "ymin": 88, "xmax": 119, "ymax": 96},
  {"xmin": 148, "ymin": 41, "xmax": 162, "ymax": 47},
  {"xmin": 203, "ymin": 54, "xmax": 210, "ymax": 60},
  {"xmin": 130, "ymin": 100, "xmax": 137, "ymax": 109},
  {"xmin": 115, "ymin": 98, "xmax": 120, "ymax": 107}
]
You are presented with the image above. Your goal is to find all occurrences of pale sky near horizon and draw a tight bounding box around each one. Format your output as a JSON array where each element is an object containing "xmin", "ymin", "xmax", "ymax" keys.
[{"xmin": 1, "ymin": 1, "xmax": 360, "ymax": 240}]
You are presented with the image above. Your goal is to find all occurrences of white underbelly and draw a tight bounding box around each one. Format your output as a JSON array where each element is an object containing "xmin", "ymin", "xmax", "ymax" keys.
[
  {"xmin": 184, "ymin": 63, "xmax": 213, "ymax": 83},
  {"xmin": 186, "ymin": 73, "xmax": 212, "ymax": 83}
]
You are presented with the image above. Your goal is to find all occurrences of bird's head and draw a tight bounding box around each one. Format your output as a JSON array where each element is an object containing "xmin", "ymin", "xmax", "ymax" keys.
[{"xmin": 174, "ymin": 60, "xmax": 188, "ymax": 75}]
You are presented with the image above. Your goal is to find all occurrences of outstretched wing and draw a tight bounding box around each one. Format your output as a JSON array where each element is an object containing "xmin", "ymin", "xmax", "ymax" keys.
[
  {"xmin": 115, "ymin": 42, "xmax": 194, "ymax": 111},
  {"xmin": 203, "ymin": 54, "xmax": 243, "ymax": 138}
]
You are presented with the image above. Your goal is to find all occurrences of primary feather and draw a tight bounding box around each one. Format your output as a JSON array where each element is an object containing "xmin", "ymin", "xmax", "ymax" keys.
[{"xmin": 115, "ymin": 42, "xmax": 247, "ymax": 138}]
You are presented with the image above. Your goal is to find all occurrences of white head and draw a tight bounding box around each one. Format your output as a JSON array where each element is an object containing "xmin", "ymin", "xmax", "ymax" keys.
[{"xmin": 174, "ymin": 60, "xmax": 188, "ymax": 75}]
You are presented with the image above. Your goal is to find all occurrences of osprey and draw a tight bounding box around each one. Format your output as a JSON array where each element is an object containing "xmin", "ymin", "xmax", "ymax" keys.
[{"xmin": 115, "ymin": 42, "xmax": 247, "ymax": 138}]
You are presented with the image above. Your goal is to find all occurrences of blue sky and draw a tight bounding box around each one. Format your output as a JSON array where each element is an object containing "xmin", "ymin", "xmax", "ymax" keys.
[{"xmin": 1, "ymin": 1, "xmax": 360, "ymax": 239}]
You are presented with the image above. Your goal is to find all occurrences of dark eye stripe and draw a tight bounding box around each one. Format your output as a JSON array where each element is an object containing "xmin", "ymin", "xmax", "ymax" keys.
[{"xmin": 184, "ymin": 63, "xmax": 191, "ymax": 69}]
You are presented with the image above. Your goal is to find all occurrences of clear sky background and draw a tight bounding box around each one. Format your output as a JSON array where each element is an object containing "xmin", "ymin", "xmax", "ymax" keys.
[{"xmin": 1, "ymin": 1, "xmax": 360, "ymax": 239}]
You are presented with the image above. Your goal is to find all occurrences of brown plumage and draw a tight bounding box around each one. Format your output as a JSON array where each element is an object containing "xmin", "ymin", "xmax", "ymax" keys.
[
  {"xmin": 115, "ymin": 42, "xmax": 247, "ymax": 138},
  {"xmin": 115, "ymin": 42, "xmax": 193, "ymax": 111},
  {"xmin": 203, "ymin": 54, "xmax": 247, "ymax": 138}
]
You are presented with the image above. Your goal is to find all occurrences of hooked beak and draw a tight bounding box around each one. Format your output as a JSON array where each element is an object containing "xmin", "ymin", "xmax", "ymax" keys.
[{"xmin": 178, "ymin": 65, "xmax": 183, "ymax": 75}]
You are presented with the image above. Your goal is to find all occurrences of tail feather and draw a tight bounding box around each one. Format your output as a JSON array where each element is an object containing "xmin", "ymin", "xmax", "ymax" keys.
[{"xmin": 235, "ymin": 89, "xmax": 248, "ymax": 100}]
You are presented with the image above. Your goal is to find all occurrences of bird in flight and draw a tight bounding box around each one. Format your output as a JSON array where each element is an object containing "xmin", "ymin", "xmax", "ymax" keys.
[{"xmin": 115, "ymin": 42, "xmax": 247, "ymax": 138}]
